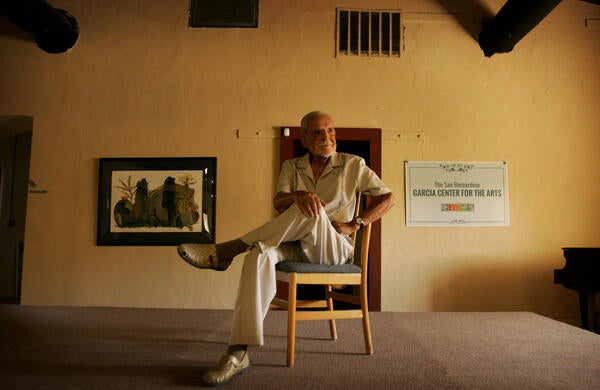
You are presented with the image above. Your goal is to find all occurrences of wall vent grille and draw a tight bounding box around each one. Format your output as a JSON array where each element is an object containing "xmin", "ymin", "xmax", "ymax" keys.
[{"xmin": 336, "ymin": 9, "xmax": 402, "ymax": 58}]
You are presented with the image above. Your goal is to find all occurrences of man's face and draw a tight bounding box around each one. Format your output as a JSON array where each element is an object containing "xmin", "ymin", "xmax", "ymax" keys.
[{"xmin": 302, "ymin": 115, "xmax": 336, "ymax": 158}]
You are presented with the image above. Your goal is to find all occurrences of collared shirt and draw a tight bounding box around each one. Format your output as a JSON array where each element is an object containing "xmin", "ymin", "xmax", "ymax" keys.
[{"xmin": 276, "ymin": 152, "xmax": 391, "ymax": 222}]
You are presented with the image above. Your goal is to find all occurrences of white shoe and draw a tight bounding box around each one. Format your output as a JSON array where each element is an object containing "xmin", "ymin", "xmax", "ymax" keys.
[
  {"xmin": 177, "ymin": 244, "xmax": 229, "ymax": 270},
  {"xmin": 203, "ymin": 353, "xmax": 250, "ymax": 386}
]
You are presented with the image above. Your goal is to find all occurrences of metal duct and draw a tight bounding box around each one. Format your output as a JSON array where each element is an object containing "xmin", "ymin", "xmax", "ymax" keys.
[{"xmin": 0, "ymin": 0, "xmax": 78, "ymax": 53}]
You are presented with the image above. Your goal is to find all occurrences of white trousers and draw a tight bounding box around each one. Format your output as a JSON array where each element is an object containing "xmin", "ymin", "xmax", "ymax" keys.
[{"xmin": 228, "ymin": 204, "xmax": 353, "ymax": 346}]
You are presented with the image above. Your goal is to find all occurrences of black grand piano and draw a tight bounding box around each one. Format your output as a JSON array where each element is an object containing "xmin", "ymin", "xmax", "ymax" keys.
[{"xmin": 554, "ymin": 247, "xmax": 600, "ymax": 332}]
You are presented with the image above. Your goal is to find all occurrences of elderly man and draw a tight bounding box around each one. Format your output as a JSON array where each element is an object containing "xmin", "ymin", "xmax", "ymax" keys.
[{"xmin": 177, "ymin": 111, "xmax": 395, "ymax": 385}]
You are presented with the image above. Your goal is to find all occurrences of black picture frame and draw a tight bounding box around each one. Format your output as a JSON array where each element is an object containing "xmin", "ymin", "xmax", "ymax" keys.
[{"xmin": 97, "ymin": 157, "xmax": 216, "ymax": 246}]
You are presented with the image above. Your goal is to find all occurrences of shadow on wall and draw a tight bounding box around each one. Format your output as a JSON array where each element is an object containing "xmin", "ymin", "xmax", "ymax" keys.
[
  {"xmin": 428, "ymin": 254, "xmax": 578, "ymax": 316},
  {"xmin": 433, "ymin": 0, "xmax": 494, "ymax": 41},
  {"xmin": 0, "ymin": 11, "xmax": 31, "ymax": 44}
]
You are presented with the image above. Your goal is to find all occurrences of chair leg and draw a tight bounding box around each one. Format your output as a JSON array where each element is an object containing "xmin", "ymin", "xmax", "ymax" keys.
[
  {"xmin": 360, "ymin": 287, "xmax": 373, "ymax": 355},
  {"xmin": 362, "ymin": 309, "xmax": 373, "ymax": 355},
  {"xmin": 325, "ymin": 284, "xmax": 337, "ymax": 340},
  {"xmin": 287, "ymin": 274, "xmax": 297, "ymax": 367}
]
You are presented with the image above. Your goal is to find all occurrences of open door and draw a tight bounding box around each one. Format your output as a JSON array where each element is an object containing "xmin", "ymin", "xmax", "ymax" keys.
[
  {"xmin": 0, "ymin": 129, "xmax": 32, "ymax": 303},
  {"xmin": 279, "ymin": 127, "xmax": 382, "ymax": 311}
]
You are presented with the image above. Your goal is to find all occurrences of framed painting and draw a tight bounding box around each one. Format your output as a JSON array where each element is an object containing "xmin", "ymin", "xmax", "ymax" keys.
[{"xmin": 97, "ymin": 157, "xmax": 216, "ymax": 245}]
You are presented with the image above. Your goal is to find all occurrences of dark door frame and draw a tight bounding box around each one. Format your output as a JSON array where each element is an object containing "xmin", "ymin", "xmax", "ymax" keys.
[{"xmin": 279, "ymin": 127, "xmax": 382, "ymax": 311}]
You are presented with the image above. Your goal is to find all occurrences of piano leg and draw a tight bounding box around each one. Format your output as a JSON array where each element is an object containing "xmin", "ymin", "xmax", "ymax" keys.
[{"xmin": 577, "ymin": 291, "xmax": 596, "ymax": 331}]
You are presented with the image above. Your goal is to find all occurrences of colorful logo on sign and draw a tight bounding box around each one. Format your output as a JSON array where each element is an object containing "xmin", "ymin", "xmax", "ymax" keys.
[{"xmin": 441, "ymin": 203, "xmax": 475, "ymax": 212}]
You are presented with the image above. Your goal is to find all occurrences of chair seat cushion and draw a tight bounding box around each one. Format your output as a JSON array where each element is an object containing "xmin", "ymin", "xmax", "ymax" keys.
[{"xmin": 276, "ymin": 261, "xmax": 362, "ymax": 274}]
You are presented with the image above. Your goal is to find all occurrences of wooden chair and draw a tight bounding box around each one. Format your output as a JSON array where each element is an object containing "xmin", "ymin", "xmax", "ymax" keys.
[{"xmin": 271, "ymin": 194, "xmax": 373, "ymax": 367}]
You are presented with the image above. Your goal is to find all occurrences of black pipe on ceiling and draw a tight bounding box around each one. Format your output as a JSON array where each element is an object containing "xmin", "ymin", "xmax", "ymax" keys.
[
  {"xmin": 0, "ymin": 0, "xmax": 78, "ymax": 53},
  {"xmin": 478, "ymin": 0, "xmax": 562, "ymax": 57}
]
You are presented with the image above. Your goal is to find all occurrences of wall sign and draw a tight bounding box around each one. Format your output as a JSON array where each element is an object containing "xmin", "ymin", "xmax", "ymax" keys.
[{"xmin": 405, "ymin": 161, "xmax": 509, "ymax": 226}]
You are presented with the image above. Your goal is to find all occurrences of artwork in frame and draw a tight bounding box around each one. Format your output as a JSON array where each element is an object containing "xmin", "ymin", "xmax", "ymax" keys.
[{"xmin": 97, "ymin": 157, "xmax": 216, "ymax": 246}]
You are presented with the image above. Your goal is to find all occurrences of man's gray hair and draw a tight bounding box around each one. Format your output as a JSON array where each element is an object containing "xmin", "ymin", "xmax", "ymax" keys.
[{"xmin": 300, "ymin": 111, "xmax": 331, "ymax": 134}]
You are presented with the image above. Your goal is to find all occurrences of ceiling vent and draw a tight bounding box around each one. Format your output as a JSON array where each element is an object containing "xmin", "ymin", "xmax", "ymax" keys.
[
  {"xmin": 189, "ymin": 0, "xmax": 258, "ymax": 28},
  {"xmin": 336, "ymin": 9, "xmax": 402, "ymax": 58}
]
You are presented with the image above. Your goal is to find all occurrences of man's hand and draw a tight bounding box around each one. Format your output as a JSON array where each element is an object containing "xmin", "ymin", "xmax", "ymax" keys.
[
  {"xmin": 331, "ymin": 220, "xmax": 359, "ymax": 235},
  {"xmin": 332, "ymin": 192, "xmax": 397, "ymax": 235},
  {"xmin": 294, "ymin": 191, "xmax": 326, "ymax": 217},
  {"xmin": 273, "ymin": 191, "xmax": 326, "ymax": 216}
]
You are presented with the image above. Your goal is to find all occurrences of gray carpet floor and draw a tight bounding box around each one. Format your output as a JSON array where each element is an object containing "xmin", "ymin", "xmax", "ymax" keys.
[{"xmin": 1, "ymin": 305, "xmax": 599, "ymax": 389}]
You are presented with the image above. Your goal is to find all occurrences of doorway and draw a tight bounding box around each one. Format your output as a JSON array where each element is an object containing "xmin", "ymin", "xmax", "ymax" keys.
[
  {"xmin": 0, "ymin": 116, "xmax": 33, "ymax": 304},
  {"xmin": 279, "ymin": 126, "xmax": 382, "ymax": 311}
]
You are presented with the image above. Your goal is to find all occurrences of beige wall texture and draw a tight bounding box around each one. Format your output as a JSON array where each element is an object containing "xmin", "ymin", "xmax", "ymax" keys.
[{"xmin": 0, "ymin": 1, "xmax": 598, "ymax": 322}]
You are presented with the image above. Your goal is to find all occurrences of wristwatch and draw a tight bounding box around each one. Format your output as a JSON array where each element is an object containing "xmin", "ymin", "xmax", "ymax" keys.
[{"xmin": 354, "ymin": 216, "xmax": 365, "ymax": 229}]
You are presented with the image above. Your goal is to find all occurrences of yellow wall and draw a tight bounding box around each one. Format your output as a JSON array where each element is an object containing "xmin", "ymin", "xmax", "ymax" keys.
[{"xmin": 1, "ymin": 1, "xmax": 598, "ymax": 322}]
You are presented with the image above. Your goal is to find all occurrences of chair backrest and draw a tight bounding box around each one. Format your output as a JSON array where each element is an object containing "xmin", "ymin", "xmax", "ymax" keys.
[
  {"xmin": 349, "ymin": 192, "xmax": 362, "ymax": 243},
  {"xmin": 351, "ymin": 193, "xmax": 372, "ymax": 278}
]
